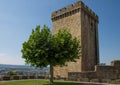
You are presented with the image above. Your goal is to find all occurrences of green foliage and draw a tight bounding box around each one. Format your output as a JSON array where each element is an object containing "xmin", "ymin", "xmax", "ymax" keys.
[
  {"xmin": 53, "ymin": 30, "xmax": 80, "ymax": 66},
  {"xmin": 21, "ymin": 25, "xmax": 80, "ymax": 68},
  {"xmin": 7, "ymin": 71, "xmax": 17, "ymax": 76}
]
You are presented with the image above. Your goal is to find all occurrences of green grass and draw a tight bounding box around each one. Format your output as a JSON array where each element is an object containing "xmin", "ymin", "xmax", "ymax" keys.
[{"xmin": 0, "ymin": 80, "xmax": 80, "ymax": 85}]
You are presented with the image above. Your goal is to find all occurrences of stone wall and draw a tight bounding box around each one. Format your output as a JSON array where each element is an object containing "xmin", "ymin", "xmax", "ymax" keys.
[
  {"xmin": 68, "ymin": 60, "xmax": 120, "ymax": 82},
  {"xmin": 68, "ymin": 71, "xmax": 96, "ymax": 81},
  {"xmin": 95, "ymin": 65, "xmax": 118, "ymax": 79},
  {"xmin": 111, "ymin": 60, "xmax": 120, "ymax": 79},
  {"xmin": 0, "ymin": 76, "xmax": 48, "ymax": 81}
]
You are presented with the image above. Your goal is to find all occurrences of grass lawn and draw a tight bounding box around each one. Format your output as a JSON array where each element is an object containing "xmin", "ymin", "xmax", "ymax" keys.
[{"xmin": 0, "ymin": 80, "xmax": 80, "ymax": 85}]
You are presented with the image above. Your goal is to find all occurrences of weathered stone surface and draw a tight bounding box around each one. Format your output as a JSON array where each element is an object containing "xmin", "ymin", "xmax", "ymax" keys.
[
  {"xmin": 68, "ymin": 60, "xmax": 120, "ymax": 83},
  {"xmin": 52, "ymin": 1, "xmax": 99, "ymax": 79}
]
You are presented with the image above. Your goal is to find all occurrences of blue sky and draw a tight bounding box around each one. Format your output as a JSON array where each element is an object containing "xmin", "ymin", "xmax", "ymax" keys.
[{"xmin": 0, "ymin": 0, "xmax": 120, "ymax": 65}]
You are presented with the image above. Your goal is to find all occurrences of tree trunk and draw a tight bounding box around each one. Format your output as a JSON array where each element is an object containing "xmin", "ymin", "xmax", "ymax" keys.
[{"xmin": 50, "ymin": 65, "xmax": 53, "ymax": 84}]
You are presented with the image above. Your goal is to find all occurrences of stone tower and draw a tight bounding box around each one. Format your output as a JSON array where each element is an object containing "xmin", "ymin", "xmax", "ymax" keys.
[{"xmin": 51, "ymin": 1, "xmax": 99, "ymax": 79}]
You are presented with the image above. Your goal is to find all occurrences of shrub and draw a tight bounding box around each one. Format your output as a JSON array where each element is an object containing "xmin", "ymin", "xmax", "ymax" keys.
[{"xmin": 2, "ymin": 76, "xmax": 11, "ymax": 80}]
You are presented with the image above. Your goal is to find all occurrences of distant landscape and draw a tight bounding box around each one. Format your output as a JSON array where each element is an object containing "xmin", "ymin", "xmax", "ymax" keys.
[{"xmin": 0, "ymin": 64, "xmax": 49, "ymax": 77}]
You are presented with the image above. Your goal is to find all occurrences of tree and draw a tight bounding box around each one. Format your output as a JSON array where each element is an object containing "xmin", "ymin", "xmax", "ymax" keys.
[
  {"xmin": 7, "ymin": 71, "xmax": 17, "ymax": 76},
  {"xmin": 21, "ymin": 25, "xmax": 80, "ymax": 83}
]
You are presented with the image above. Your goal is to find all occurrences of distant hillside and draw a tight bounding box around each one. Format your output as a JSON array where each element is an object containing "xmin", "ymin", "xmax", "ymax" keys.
[{"xmin": 0, "ymin": 64, "xmax": 49, "ymax": 70}]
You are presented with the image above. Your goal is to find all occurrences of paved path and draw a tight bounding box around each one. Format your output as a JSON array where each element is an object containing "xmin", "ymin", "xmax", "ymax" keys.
[
  {"xmin": 79, "ymin": 82, "xmax": 119, "ymax": 85},
  {"xmin": 79, "ymin": 82, "xmax": 106, "ymax": 85}
]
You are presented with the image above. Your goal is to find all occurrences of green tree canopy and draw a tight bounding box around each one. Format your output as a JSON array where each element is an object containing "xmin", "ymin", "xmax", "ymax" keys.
[
  {"xmin": 21, "ymin": 25, "xmax": 80, "ymax": 83},
  {"xmin": 7, "ymin": 71, "xmax": 17, "ymax": 76}
]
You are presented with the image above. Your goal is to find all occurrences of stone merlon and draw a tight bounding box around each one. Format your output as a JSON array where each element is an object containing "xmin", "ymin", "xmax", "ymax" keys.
[{"xmin": 51, "ymin": 1, "xmax": 98, "ymax": 22}]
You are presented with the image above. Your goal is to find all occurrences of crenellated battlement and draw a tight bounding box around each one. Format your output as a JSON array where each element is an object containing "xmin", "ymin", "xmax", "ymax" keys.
[{"xmin": 51, "ymin": 1, "xmax": 98, "ymax": 22}]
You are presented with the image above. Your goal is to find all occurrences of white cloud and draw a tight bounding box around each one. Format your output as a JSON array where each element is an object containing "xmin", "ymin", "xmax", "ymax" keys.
[{"xmin": 0, "ymin": 53, "xmax": 25, "ymax": 65}]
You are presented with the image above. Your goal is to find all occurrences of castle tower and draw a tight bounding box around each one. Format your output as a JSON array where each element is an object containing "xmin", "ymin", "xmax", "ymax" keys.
[{"xmin": 51, "ymin": 1, "xmax": 99, "ymax": 79}]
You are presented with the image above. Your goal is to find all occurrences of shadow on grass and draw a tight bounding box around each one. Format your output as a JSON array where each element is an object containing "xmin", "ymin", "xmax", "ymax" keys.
[
  {"xmin": 44, "ymin": 81, "xmax": 104, "ymax": 85},
  {"xmin": 43, "ymin": 81, "xmax": 80, "ymax": 85}
]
